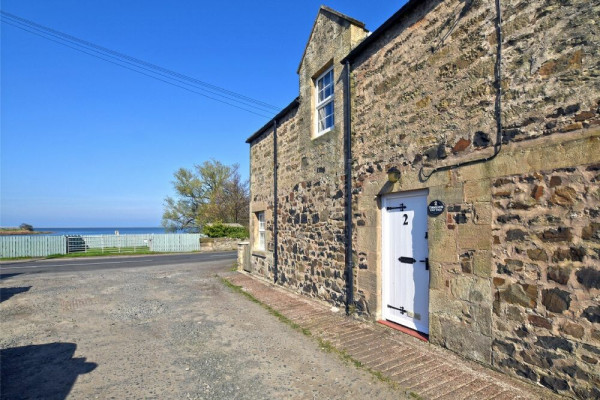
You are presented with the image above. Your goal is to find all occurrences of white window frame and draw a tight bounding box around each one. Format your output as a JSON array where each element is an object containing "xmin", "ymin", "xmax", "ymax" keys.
[
  {"xmin": 315, "ymin": 67, "xmax": 334, "ymax": 137},
  {"xmin": 257, "ymin": 212, "xmax": 265, "ymax": 251}
]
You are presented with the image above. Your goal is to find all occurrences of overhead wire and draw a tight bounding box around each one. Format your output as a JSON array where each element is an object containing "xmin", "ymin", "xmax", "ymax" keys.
[
  {"xmin": 1, "ymin": 18, "xmax": 274, "ymax": 117},
  {"xmin": 1, "ymin": 19, "xmax": 274, "ymax": 118},
  {"xmin": 2, "ymin": 10, "xmax": 279, "ymax": 111},
  {"xmin": 1, "ymin": 11, "xmax": 279, "ymax": 118}
]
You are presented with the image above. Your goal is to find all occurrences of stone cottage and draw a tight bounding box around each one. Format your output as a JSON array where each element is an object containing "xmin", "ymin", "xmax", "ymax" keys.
[{"xmin": 245, "ymin": 1, "xmax": 600, "ymax": 397}]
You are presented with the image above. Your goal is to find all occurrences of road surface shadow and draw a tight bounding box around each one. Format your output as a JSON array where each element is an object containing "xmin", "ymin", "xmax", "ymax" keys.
[
  {"xmin": 0, "ymin": 286, "xmax": 31, "ymax": 303},
  {"xmin": 1, "ymin": 343, "xmax": 97, "ymax": 400},
  {"xmin": 0, "ymin": 273, "xmax": 21, "ymax": 280}
]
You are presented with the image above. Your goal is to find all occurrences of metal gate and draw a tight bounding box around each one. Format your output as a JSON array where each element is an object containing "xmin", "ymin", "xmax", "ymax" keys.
[{"xmin": 66, "ymin": 234, "xmax": 152, "ymax": 254}]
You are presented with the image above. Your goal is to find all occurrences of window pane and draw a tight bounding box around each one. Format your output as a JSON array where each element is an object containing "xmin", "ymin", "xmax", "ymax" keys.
[
  {"xmin": 323, "ymin": 70, "xmax": 332, "ymax": 86},
  {"xmin": 325, "ymin": 114, "xmax": 334, "ymax": 129},
  {"xmin": 316, "ymin": 68, "xmax": 334, "ymax": 135},
  {"xmin": 257, "ymin": 212, "xmax": 266, "ymax": 250},
  {"xmin": 318, "ymin": 106, "xmax": 326, "ymax": 131},
  {"xmin": 317, "ymin": 100, "xmax": 334, "ymax": 132},
  {"xmin": 318, "ymin": 85, "xmax": 332, "ymax": 103},
  {"xmin": 317, "ymin": 69, "xmax": 334, "ymax": 104},
  {"xmin": 325, "ymin": 101, "xmax": 334, "ymax": 118},
  {"xmin": 318, "ymin": 105, "xmax": 326, "ymax": 120}
]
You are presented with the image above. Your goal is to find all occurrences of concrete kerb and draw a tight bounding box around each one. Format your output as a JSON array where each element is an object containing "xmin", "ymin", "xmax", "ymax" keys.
[{"xmin": 221, "ymin": 271, "xmax": 566, "ymax": 400}]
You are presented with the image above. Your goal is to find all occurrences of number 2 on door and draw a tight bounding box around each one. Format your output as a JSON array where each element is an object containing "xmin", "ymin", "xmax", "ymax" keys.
[{"xmin": 402, "ymin": 214, "xmax": 408, "ymax": 225}]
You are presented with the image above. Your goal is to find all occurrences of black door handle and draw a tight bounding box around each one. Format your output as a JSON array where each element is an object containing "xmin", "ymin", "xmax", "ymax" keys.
[{"xmin": 398, "ymin": 256, "xmax": 416, "ymax": 264}]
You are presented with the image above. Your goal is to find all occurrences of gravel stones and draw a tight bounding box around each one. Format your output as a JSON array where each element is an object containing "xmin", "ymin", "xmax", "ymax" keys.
[{"xmin": 0, "ymin": 260, "xmax": 405, "ymax": 399}]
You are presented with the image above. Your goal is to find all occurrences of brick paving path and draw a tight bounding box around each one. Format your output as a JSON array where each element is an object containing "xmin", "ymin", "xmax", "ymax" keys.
[{"xmin": 226, "ymin": 272, "xmax": 565, "ymax": 400}]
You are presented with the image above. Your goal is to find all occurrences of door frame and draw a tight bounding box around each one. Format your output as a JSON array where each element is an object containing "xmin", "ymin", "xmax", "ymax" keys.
[{"xmin": 381, "ymin": 189, "xmax": 430, "ymax": 333}]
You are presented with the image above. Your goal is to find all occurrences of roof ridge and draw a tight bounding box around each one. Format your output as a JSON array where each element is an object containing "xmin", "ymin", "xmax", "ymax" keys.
[
  {"xmin": 318, "ymin": 5, "xmax": 366, "ymax": 29},
  {"xmin": 296, "ymin": 6, "xmax": 367, "ymax": 74}
]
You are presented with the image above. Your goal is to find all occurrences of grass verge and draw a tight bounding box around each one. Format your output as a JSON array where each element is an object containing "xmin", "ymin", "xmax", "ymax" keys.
[
  {"xmin": 2, "ymin": 249, "xmax": 187, "ymax": 261},
  {"xmin": 219, "ymin": 276, "xmax": 417, "ymax": 397},
  {"xmin": 46, "ymin": 247, "xmax": 156, "ymax": 258}
]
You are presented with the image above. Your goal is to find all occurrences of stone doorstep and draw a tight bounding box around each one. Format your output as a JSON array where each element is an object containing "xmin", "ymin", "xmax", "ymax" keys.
[
  {"xmin": 378, "ymin": 319, "xmax": 429, "ymax": 342},
  {"xmin": 226, "ymin": 272, "xmax": 564, "ymax": 400}
]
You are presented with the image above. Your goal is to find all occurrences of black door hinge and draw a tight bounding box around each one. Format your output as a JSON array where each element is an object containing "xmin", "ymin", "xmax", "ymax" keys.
[
  {"xmin": 387, "ymin": 203, "xmax": 407, "ymax": 211},
  {"xmin": 398, "ymin": 256, "xmax": 416, "ymax": 264},
  {"xmin": 387, "ymin": 304, "xmax": 406, "ymax": 314}
]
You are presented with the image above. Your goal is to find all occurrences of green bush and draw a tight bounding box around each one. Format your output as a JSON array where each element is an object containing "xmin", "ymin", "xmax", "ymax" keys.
[
  {"xmin": 19, "ymin": 223, "xmax": 34, "ymax": 231},
  {"xmin": 203, "ymin": 223, "xmax": 249, "ymax": 239}
]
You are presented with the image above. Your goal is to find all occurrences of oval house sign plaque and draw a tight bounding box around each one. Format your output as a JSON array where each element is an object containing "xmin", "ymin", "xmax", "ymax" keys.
[{"xmin": 427, "ymin": 200, "xmax": 445, "ymax": 216}]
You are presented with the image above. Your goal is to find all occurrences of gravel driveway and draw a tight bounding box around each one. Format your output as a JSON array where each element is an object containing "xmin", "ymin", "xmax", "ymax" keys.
[{"xmin": 0, "ymin": 258, "xmax": 406, "ymax": 399}]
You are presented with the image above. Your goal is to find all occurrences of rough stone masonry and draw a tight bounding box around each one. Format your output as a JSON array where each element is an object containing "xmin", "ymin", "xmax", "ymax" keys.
[{"xmin": 246, "ymin": 0, "xmax": 600, "ymax": 398}]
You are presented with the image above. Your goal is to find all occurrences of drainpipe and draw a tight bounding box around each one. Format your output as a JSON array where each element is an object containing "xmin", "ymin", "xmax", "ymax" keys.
[
  {"xmin": 419, "ymin": 0, "xmax": 503, "ymax": 180},
  {"xmin": 344, "ymin": 60, "xmax": 354, "ymax": 314},
  {"xmin": 273, "ymin": 120, "xmax": 279, "ymax": 283}
]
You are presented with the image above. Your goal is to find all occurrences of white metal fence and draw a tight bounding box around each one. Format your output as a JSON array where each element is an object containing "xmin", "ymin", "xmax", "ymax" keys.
[
  {"xmin": 0, "ymin": 235, "xmax": 67, "ymax": 258},
  {"xmin": 150, "ymin": 234, "xmax": 201, "ymax": 252},
  {"xmin": 0, "ymin": 234, "xmax": 202, "ymax": 258}
]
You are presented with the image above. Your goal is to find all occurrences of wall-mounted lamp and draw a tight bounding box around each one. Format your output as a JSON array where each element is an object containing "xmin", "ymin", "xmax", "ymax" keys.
[{"xmin": 387, "ymin": 166, "xmax": 401, "ymax": 183}]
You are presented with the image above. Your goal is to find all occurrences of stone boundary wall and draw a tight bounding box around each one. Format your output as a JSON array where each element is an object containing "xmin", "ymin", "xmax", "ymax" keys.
[{"xmin": 200, "ymin": 237, "xmax": 243, "ymax": 252}]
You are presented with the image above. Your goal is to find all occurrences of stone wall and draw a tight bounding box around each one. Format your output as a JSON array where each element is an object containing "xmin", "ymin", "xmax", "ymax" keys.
[
  {"xmin": 347, "ymin": 0, "xmax": 600, "ymax": 396},
  {"xmin": 275, "ymin": 10, "xmax": 366, "ymax": 305},
  {"xmin": 491, "ymin": 165, "xmax": 600, "ymax": 398},
  {"xmin": 249, "ymin": 127, "xmax": 275, "ymax": 279},
  {"xmin": 351, "ymin": 0, "xmax": 598, "ymax": 164},
  {"xmin": 200, "ymin": 237, "xmax": 242, "ymax": 252},
  {"xmin": 247, "ymin": 0, "xmax": 600, "ymax": 397},
  {"xmin": 248, "ymin": 7, "xmax": 368, "ymax": 306}
]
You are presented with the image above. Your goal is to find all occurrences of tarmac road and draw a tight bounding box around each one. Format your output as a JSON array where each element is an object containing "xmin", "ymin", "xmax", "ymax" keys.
[
  {"xmin": 0, "ymin": 253, "xmax": 407, "ymax": 399},
  {"xmin": 0, "ymin": 251, "xmax": 236, "ymax": 276}
]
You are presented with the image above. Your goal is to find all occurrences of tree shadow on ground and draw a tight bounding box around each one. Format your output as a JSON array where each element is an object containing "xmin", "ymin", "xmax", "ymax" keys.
[
  {"xmin": 0, "ymin": 286, "xmax": 31, "ymax": 303},
  {"xmin": 1, "ymin": 343, "xmax": 97, "ymax": 400}
]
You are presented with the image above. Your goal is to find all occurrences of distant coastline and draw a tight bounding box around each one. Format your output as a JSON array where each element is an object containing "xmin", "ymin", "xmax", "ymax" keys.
[
  {"xmin": 0, "ymin": 229, "xmax": 53, "ymax": 236},
  {"xmin": 37, "ymin": 227, "xmax": 167, "ymax": 236},
  {"xmin": 0, "ymin": 227, "xmax": 169, "ymax": 236}
]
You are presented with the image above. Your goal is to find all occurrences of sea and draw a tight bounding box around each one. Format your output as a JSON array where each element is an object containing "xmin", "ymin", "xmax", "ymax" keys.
[{"xmin": 36, "ymin": 227, "xmax": 169, "ymax": 236}]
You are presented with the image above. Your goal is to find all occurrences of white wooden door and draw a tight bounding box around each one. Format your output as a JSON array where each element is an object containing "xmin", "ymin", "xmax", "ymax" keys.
[{"xmin": 382, "ymin": 190, "xmax": 429, "ymax": 334}]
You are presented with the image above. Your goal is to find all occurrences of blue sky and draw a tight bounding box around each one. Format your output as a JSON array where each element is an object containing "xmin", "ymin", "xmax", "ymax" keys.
[{"xmin": 1, "ymin": 1, "xmax": 405, "ymax": 227}]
